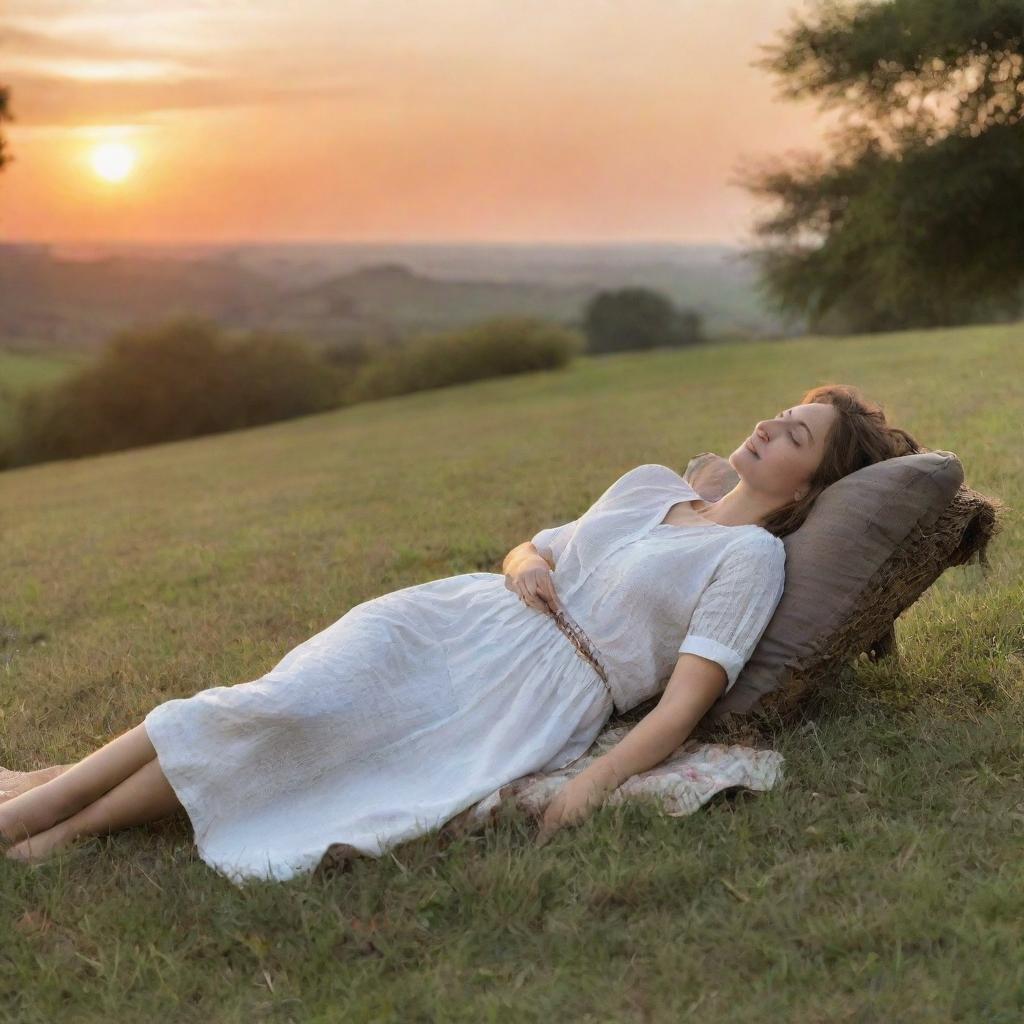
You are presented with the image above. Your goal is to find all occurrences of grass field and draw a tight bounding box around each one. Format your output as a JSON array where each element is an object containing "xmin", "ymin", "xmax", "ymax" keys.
[{"xmin": 1, "ymin": 322, "xmax": 1022, "ymax": 1022}]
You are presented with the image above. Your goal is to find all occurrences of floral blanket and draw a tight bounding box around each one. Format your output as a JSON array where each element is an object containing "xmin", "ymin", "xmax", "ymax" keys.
[{"xmin": 440, "ymin": 725, "xmax": 785, "ymax": 838}]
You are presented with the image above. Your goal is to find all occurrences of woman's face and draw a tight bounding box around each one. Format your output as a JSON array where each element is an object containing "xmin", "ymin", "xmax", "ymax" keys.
[{"xmin": 728, "ymin": 401, "xmax": 838, "ymax": 503}]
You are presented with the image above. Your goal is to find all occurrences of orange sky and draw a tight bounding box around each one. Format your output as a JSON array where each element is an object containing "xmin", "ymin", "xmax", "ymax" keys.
[{"xmin": 0, "ymin": 0, "xmax": 835, "ymax": 245}]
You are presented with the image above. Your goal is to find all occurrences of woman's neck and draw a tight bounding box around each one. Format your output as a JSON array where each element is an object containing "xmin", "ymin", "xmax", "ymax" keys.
[{"xmin": 694, "ymin": 481, "xmax": 782, "ymax": 528}]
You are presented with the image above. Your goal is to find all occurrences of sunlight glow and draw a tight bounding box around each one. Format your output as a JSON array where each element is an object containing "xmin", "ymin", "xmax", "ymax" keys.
[{"xmin": 90, "ymin": 143, "xmax": 137, "ymax": 183}]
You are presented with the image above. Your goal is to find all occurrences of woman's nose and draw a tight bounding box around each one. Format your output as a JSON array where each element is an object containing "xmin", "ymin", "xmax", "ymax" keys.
[{"xmin": 755, "ymin": 421, "xmax": 773, "ymax": 441}]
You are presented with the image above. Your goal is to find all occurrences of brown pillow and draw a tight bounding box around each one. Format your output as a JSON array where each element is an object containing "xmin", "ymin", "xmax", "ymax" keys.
[{"xmin": 682, "ymin": 450, "xmax": 992, "ymax": 723}]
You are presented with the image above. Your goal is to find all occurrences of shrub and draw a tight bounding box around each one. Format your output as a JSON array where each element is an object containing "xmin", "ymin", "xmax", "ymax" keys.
[
  {"xmin": 4, "ymin": 316, "xmax": 346, "ymax": 467},
  {"xmin": 583, "ymin": 287, "xmax": 705, "ymax": 354},
  {"xmin": 320, "ymin": 338, "xmax": 374, "ymax": 374},
  {"xmin": 344, "ymin": 316, "xmax": 583, "ymax": 402}
]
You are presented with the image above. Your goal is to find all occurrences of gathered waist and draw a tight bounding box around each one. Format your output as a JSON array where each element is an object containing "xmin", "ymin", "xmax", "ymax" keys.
[{"xmin": 547, "ymin": 606, "xmax": 614, "ymax": 705}]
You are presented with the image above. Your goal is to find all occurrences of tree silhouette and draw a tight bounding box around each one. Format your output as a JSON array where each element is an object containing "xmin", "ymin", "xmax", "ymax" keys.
[
  {"xmin": 736, "ymin": 0, "xmax": 1024, "ymax": 333},
  {"xmin": 583, "ymin": 287, "xmax": 704, "ymax": 354}
]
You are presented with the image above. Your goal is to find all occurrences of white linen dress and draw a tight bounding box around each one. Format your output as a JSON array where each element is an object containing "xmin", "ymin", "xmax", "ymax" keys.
[{"xmin": 143, "ymin": 463, "xmax": 786, "ymax": 885}]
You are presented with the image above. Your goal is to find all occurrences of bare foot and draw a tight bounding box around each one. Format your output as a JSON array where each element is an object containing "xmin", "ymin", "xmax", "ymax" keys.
[
  {"xmin": 0, "ymin": 765, "xmax": 74, "ymax": 806},
  {"xmin": 5, "ymin": 818, "xmax": 77, "ymax": 864}
]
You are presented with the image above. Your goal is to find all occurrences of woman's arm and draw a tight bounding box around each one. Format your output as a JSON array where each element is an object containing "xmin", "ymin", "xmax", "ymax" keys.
[
  {"xmin": 537, "ymin": 535, "xmax": 785, "ymax": 842},
  {"xmin": 503, "ymin": 542, "xmax": 553, "ymax": 574},
  {"xmin": 596, "ymin": 653, "xmax": 725, "ymax": 783},
  {"xmin": 537, "ymin": 653, "xmax": 725, "ymax": 841}
]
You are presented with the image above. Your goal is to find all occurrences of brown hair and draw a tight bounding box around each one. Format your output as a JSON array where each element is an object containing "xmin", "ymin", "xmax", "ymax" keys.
[{"xmin": 760, "ymin": 384, "xmax": 925, "ymax": 539}]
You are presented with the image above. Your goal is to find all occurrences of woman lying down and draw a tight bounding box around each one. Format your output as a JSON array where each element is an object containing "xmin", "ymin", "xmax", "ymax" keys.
[{"xmin": 1, "ymin": 384, "xmax": 920, "ymax": 885}]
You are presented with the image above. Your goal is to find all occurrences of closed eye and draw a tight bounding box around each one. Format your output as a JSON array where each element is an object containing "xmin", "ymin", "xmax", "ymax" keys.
[{"xmin": 780, "ymin": 409, "xmax": 801, "ymax": 446}]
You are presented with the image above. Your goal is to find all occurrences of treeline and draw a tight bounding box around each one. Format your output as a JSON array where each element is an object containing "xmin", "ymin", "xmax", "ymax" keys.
[
  {"xmin": 0, "ymin": 315, "xmax": 579, "ymax": 468},
  {"xmin": 0, "ymin": 286, "xmax": 704, "ymax": 470}
]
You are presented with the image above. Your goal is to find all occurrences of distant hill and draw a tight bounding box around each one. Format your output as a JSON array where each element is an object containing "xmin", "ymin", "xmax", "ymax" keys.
[
  {"xmin": 0, "ymin": 245, "xmax": 283, "ymax": 352},
  {"xmin": 277, "ymin": 262, "xmax": 596, "ymax": 343},
  {"xmin": 0, "ymin": 241, "xmax": 804, "ymax": 353}
]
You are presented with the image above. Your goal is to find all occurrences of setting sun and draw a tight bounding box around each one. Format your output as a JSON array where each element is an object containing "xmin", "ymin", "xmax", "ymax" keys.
[{"xmin": 89, "ymin": 142, "xmax": 136, "ymax": 183}]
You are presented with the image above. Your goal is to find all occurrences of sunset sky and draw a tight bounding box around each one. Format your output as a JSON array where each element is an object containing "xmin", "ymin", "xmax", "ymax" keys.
[{"xmin": 0, "ymin": 0, "xmax": 835, "ymax": 246}]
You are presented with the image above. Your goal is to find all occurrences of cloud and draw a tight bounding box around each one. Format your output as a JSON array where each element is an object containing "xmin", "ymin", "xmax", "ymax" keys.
[
  {"xmin": 0, "ymin": 11, "xmax": 363, "ymax": 126},
  {"xmin": 0, "ymin": 22, "xmax": 168, "ymax": 61},
  {"xmin": 3, "ymin": 71, "xmax": 362, "ymax": 127}
]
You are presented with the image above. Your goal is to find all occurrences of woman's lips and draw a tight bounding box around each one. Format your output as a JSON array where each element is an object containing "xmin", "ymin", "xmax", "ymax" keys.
[{"xmin": 745, "ymin": 437, "xmax": 760, "ymax": 458}]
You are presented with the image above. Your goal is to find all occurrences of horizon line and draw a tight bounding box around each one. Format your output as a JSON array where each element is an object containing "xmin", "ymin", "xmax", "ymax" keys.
[{"xmin": 1, "ymin": 237, "xmax": 748, "ymax": 250}]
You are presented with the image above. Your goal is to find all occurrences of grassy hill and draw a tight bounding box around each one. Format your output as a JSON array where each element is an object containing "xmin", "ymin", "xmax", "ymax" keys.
[{"xmin": 1, "ymin": 322, "xmax": 1021, "ymax": 1019}]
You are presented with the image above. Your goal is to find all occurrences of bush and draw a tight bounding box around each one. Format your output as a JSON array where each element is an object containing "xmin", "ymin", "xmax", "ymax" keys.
[
  {"xmin": 344, "ymin": 316, "xmax": 583, "ymax": 403},
  {"xmin": 0, "ymin": 315, "xmax": 583, "ymax": 471},
  {"xmin": 320, "ymin": 338, "xmax": 374, "ymax": 374},
  {"xmin": 583, "ymin": 287, "xmax": 705, "ymax": 354},
  {"xmin": 4, "ymin": 316, "xmax": 347, "ymax": 468}
]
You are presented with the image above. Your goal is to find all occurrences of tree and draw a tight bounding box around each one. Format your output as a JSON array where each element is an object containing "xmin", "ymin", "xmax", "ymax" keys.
[
  {"xmin": 736, "ymin": 0, "xmax": 1024, "ymax": 333},
  {"xmin": 0, "ymin": 85, "xmax": 13, "ymax": 175},
  {"xmin": 583, "ymin": 287, "xmax": 704, "ymax": 354}
]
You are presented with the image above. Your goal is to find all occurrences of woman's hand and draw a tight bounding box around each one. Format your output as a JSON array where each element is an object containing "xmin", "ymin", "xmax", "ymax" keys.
[
  {"xmin": 535, "ymin": 760, "xmax": 621, "ymax": 846},
  {"xmin": 504, "ymin": 556, "xmax": 562, "ymax": 617}
]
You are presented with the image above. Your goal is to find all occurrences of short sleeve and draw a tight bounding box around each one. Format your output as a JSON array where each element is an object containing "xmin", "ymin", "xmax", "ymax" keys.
[
  {"xmin": 530, "ymin": 518, "xmax": 580, "ymax": 567},
  {"xmin": 678, "ymin": 533, "xmax": 786, "ymax": 692}
]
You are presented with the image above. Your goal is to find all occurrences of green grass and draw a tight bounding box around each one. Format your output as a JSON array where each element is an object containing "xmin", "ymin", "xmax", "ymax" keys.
[
  {"xmin": 0, "ymin": 347, "xmax": 88, "ymax": 435},
  {"xmin": 1, "ymin": 322, "xmax": 1022, "ymax": 1022}
]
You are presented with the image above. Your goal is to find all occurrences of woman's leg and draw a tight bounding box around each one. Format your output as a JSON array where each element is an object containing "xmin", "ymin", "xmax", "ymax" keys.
[
  {"xmin": 0, "ymin": 723, "xmax": 157, "ymax": 844},
  {"xmin": 5, "ymin": 757, "xmax": 183, "ymax": 864}
]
